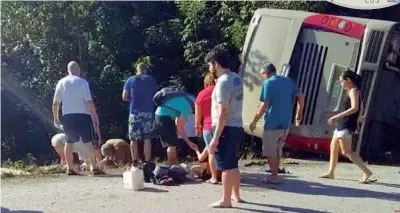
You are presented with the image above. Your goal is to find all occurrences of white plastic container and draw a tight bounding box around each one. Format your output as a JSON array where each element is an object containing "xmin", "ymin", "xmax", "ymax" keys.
[{"xmin": 123, "ymin": 166, "xmax": 145, "ymax": 191}]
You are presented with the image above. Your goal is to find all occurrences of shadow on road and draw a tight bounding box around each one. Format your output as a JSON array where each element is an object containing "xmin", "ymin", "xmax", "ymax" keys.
[
  {"xmin": 242, "ymin": 172, "xmax": 400, "ymax": 202},
  {"xmin": 234, "ymin": 202, "xmax": 329, "ymax": 213},
  {"xmin": 141, "ymin": 187, "xmax": 168, "ymax": 193},
  {"xmin": 1, "ymin": 207, "xmax": 42, "ymax": 213},
  {"xmin": 336, "ymin": 177, "xmax": 400, "ymax": 189}
]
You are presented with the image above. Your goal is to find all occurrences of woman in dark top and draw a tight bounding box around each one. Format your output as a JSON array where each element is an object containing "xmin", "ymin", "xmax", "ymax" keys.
[{"xmin": 319, "ymin": 70, "xmax": 375, "ymax": 184}]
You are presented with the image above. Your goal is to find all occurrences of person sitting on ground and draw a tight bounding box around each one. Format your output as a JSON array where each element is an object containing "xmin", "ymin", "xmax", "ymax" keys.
[
  {"xmin": 154, "ymin": 88, "xmax": 199, "ymax": 166},
  {"xmin": 98, "ymin": 139, "xmax": 131, "ymax": 169}
]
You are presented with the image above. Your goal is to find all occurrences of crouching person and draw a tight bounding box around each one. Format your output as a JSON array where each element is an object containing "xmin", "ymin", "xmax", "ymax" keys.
[
  {"xmin": 99, "ymin": 139, "xmax": 131, "ymax": 169},
  {"xmin": 154, "ymin": 87, "xmax": 199, "ymax": 166},
  {"xmin": 51, "ymin": 133, "xmax": 89, "ymax": 168}
]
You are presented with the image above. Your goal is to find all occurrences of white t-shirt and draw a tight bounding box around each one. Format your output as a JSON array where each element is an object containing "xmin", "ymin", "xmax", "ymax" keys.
[
  {"xmin": 53, "ymin": 75, "xmax": 92, "ymax": 115},
  {"xmin": 178, "ymin": 113, "xmax": 196, "ymax": 138}
]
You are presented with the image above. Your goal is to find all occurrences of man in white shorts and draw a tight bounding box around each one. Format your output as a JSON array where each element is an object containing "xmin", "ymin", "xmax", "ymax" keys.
[{"xmin": 250, "ymin": 62, "xmax": 304, "ymax": 184}]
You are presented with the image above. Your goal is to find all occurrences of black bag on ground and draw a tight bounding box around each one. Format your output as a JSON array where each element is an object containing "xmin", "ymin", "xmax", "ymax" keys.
[
  {"xmin": 143, "ymin": 161, "xmax": 156, "ymax": 183},
  {"xmin": 152, "ymin": 87, "xmax": 195, "ymax": 112},
  {"xmin": 152, "ymin": 165, "xmax": 188, "ymax": 185}
]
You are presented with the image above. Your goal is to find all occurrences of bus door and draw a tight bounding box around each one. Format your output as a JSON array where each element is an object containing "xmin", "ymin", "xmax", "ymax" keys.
[{"xmin": 287, "ymin": 29, "xmax": 361, "ymax": 152}]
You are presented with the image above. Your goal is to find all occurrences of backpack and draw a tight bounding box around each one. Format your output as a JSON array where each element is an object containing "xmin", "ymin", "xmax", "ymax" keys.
[{"xmin": 153, "ymin": 87, "xmax": 195, "ymax": 113}]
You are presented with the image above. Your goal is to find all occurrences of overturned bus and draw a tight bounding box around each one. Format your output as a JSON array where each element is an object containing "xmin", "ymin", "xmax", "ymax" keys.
[{"xmin": 241, "ymin": 8, "xmax": 400, "ymax": 161}]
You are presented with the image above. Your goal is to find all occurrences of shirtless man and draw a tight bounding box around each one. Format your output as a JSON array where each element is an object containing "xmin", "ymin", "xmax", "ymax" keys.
[
  {"xmin": 51, "ymin": 133, "xmax": 88, "ymax": 167},
  {"xmin": 99, "ymin": 139, "xmax": 131, "ymax": 169}
]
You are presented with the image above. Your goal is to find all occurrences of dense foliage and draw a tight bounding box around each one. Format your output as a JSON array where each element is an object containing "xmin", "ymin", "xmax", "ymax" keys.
[{"xmin": 2, "ymin": 1, "xmax": 399, "ymax": 163}]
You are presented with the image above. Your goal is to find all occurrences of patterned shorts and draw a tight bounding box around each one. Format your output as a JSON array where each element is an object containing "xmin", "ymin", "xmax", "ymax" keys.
[{"xmin": 129, "ymin": 111, "xmax": 157, "ymax": 141}]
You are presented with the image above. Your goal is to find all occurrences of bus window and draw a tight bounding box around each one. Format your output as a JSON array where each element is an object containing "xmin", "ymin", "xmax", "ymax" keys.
[
  {"xmin": 384, "ymin": 31, "xmax": 400, "ymax": 73},
  {"xmin": 327, "ymin": 63, "xmax": 346, "ymax": 112}
]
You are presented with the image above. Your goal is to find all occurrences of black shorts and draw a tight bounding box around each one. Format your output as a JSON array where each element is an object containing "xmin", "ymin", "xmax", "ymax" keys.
[
  {"xmin": 212, "ymin": 126, "xmax": 244, "ymax": 170},
  {"xmin": 155, "ymin": 115, "xmax": 179, "ymax": 148},
  {"xmin": 63, "ymin": 113, "xmax": 94, "ymax": 143}
]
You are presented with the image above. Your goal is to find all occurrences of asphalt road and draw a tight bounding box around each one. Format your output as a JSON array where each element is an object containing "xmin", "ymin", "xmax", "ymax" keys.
[{"xmin": 2, "ymin": 159, "xmax": 399, "ymax": 213}]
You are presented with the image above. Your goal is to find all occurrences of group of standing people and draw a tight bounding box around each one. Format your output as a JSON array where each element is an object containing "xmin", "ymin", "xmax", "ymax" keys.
[{"xmin": 51, "ymin": 45, "xmax": 375, "ymax": 208}]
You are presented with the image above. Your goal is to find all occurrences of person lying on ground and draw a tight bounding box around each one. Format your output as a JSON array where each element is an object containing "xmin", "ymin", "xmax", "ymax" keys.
[
  {"xmin": 98, "ymin": 139, "xmax": 131, "ymax": 169},
  {"xmin": 190, "ymin": 149, "xmax": 221, "ymax": 182}
]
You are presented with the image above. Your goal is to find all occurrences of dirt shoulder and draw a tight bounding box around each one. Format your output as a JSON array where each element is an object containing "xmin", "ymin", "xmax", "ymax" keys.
[{"xmin": 2, "ymin": 159, "xmax": 399, "ymax": 213}]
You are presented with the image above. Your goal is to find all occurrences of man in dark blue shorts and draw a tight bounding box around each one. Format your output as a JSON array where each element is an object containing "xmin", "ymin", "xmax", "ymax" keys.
[
  {"xmin": 206, "ymin": 47, "xmax": 244, "ymax": 208},
  {"xmin": 53, "ymin": 61, "xmax": 104, "ymax": 176}
]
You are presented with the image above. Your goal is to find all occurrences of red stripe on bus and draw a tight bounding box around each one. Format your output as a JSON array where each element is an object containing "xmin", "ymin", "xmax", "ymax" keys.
[
  {"xmin": 285, "ymin": 133, "xmax": 331, "ymax": 154},
  {"xmin": 303, "ymin": 14, "xmax": 365, "ymax": 40}
]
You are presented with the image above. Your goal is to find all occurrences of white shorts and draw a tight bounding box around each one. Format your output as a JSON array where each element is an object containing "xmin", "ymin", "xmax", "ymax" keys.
[{"xmin": 333, "ymin": 129, "xmax": 352, "ymax": 140}]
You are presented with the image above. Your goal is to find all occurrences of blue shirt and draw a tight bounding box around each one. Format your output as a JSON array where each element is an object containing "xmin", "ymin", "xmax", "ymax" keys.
[
  {"xmin": 155, "ymin": 95, "xmax": 195, "ymax": 120},
  {"xmin": 123, "ymin": 74, "xmax": 158, "ymax": 114},
  {"xmin": 260, "ymin": 75, "xmax": 300, "ymax": 130}
]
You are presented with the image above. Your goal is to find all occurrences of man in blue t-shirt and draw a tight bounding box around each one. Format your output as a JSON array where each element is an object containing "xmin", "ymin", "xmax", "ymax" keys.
[
  {"xmin": 154, "ymin": 95, "xmax": 199, "ymax": 166},
  {"xmin": 250, "ymin": 62, "xmax": 304, "ymax": 184},
  {"xmin": 122, "ymin": 63, "xmax": 158, "ymax": 164}
]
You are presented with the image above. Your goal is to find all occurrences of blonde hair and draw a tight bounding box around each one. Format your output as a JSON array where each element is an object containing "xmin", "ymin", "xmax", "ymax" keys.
[
  {"xmin": 203, "ymin": 72, "xmax": 215, "ymax": 88},
  {"xmin": 136, "ymin": 63, "xmax": 148, "ymax": 73}
]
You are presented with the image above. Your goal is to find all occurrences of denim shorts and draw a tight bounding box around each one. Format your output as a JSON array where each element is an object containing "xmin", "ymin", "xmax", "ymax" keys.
[
  {"xmin": 202, "ymin": 130, "xmax": 213, "ymax": 149},
  {"xmin": 211, "ymin": 126, "xmax": 244, "ymax": 170}
]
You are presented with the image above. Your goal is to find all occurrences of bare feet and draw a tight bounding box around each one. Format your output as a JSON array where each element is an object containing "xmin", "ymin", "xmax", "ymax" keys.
[
  {"xmin": 319, "ymin": 173, "xmax": 334, "ymax": 179},
  {"xmin": 206, "ymin": 178, "xmax": 218, "ymax": 184},
  {"xmin": 210, "ymin": 200, "xmax": 232, "ymax": 208}
]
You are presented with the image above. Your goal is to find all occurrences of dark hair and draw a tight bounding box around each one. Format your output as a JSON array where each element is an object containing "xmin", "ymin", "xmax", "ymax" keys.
[
  {"xmin": 205, "ymin": 47, "xmax": 231, "ymax": 69},
  {"xmin": 341, "ymin": 70, "xmax": 362, "ymax": 89},
  {"xmin": 261, "ymin": 62, "xmax": 276, "ymax": 74}
]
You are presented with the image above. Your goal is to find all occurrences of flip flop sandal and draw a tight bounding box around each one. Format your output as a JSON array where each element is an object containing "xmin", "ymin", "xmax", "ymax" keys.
[
  {"xmin": 206, "ymin": 179, "xmax": 218, "ymax": 184},
  {"xmin": 90, "ymin": 169, "xmax": 106, "ymax": 176},
  {"xmin": 210, "ymin": 202, "xmax": 232, "ymax": 208},
  {"xmin": 319, "ymin": 174, "xmax": 334, "ymax": 179},
  {"xmin": 231, "ymin": 198, "xmax": 246, "ymax": 203},
  {"xmin": 359, "ymin": 179, "xmax": 378, "ymax": 184},
  {"xmin": 67, "ymin": 170, "xmax": 80, "ymax": 176}
]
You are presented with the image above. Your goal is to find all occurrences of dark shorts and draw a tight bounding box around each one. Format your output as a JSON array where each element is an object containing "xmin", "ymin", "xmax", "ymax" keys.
[
  {"xmin": 155, "ymin": 115, "xmax": 179, "ymax": 148},
  {"xmin": 63, "ymin": 113, "xmax": 94, "ymax": 143},
  {"xmin": 212, "ymin": 126, "xmax": 244, "ymax": 170},
  {"xmin": 178, "ymin": 137, "xmax": 199, "ymax": 159}
]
